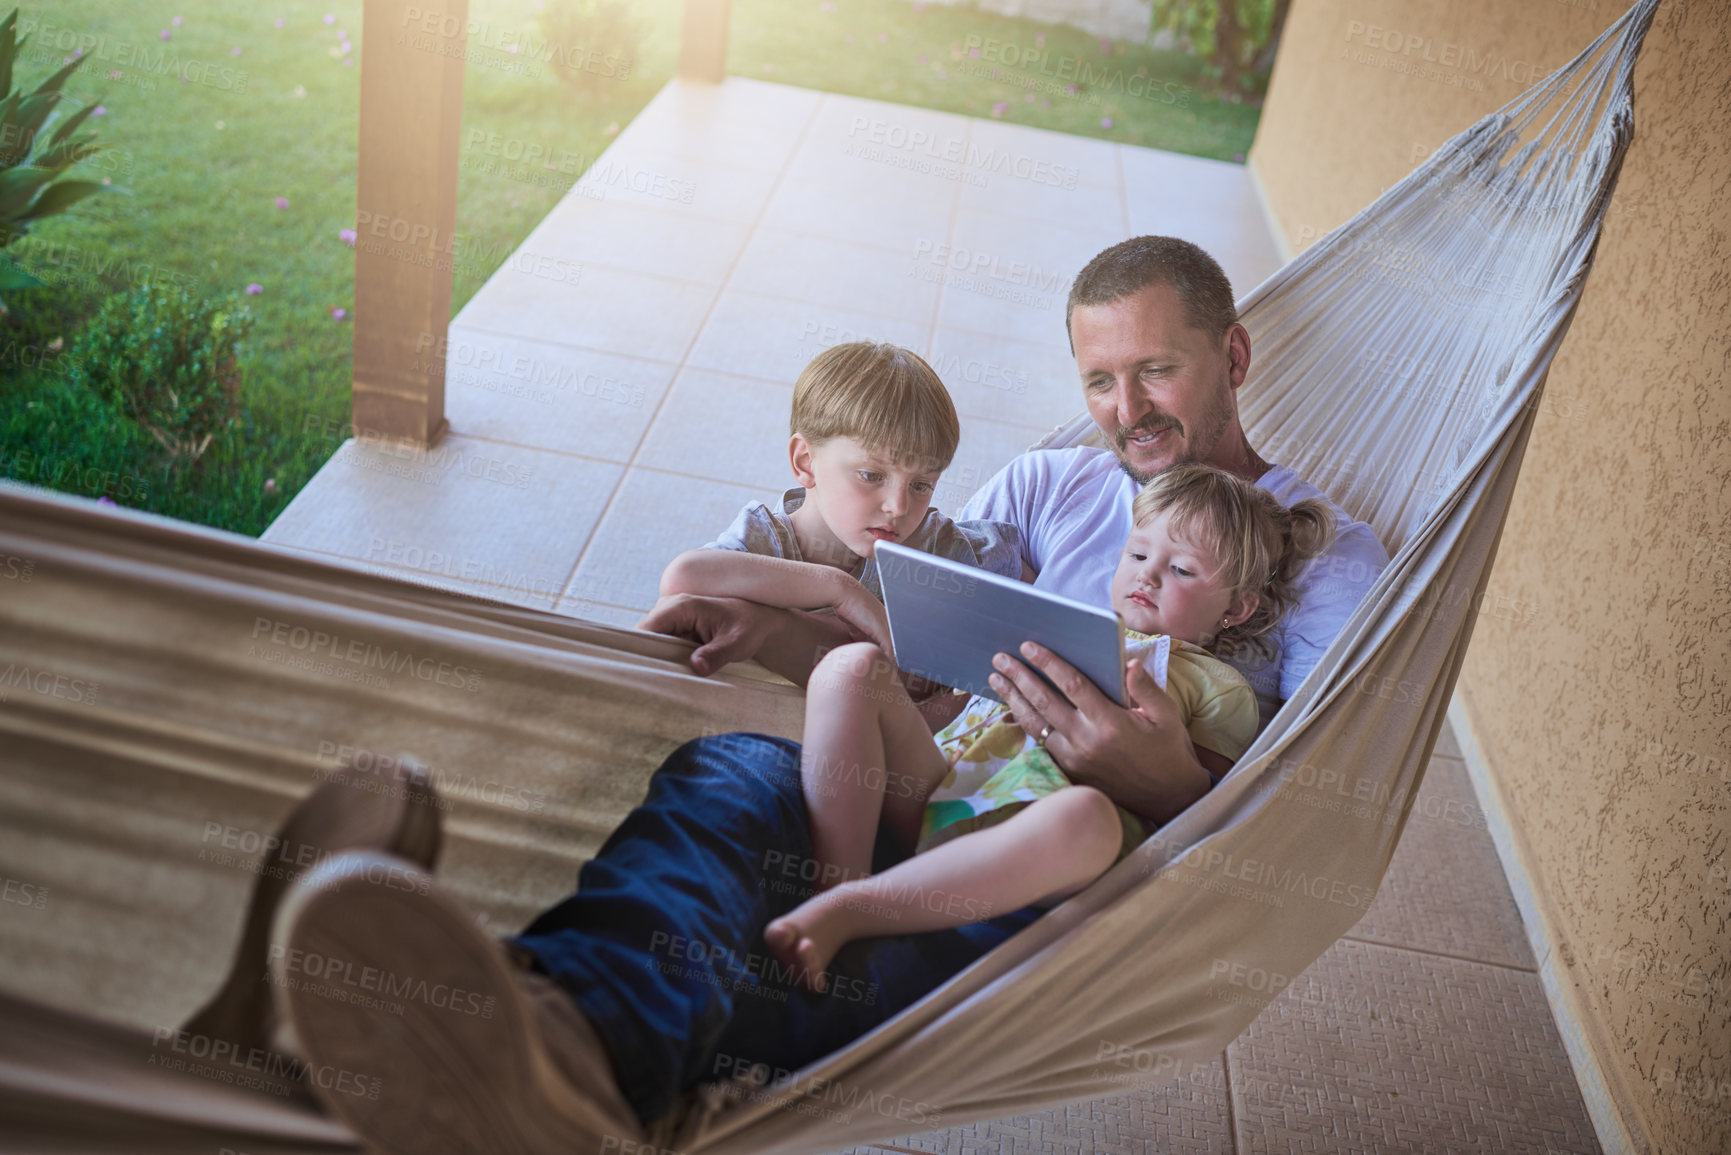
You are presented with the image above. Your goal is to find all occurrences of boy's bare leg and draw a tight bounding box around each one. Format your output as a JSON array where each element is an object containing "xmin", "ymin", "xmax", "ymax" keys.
[
  {"xmin": 796, "ymin": 642, "xmax": 952, "ymax": 886},
  {"xmin": 767, "ymin": 786, "xmax": 1123, "ymax": 991}
]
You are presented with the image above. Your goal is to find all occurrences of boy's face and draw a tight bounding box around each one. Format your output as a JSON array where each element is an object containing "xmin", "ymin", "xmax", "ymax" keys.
[
  {"xmin": 790, "ymin": 435, "xmax": 944, "ymax": 559},
  {"xmin": 1110, "ymin": 508, "xmax": 1256, "ymax": 645}
]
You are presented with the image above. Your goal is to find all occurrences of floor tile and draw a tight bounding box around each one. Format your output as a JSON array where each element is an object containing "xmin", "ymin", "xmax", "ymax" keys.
[
  {"xmin": 760, "ymin": 171, "xmax": 957, "ymax": 256},
  {"xmin": 573, "ymin": 146, "xmax": 781, "ymax": 223},
  {"xmin": 785, "ymin": 95, "xmax": 979, "ymax": 199},
  {"xmin": 958, "ymin": 162, "xmax": 1124, "ymax": 228},
  {"xmin": 878, "ymin": 1054, "xmax": 1235, "ymax": 1154},
  {"xmin": 554, "ymin": 599, "xmax": 646, "ymax": 630},
  {"xmin": 926, "ymin": 325, "xmax": 1086, "ymax": 429},
  {"xmin": 687, "ymin": 290, "xmax": 929, "ymax": 385},
  {"xmin": 938, "ymin": 414, "xmax": 1052, "ymax": 515},
  {"xmin": 564, "ymin": 468, "xmax": 782, "ymax": 614},
  {"xmin": 263, "ymin": 434, "xmax": 620, "ymax": 604},
  {"xmin": 634, "ymin": 368, "xmax": 795, "ymax": 491},
  {"xmin": 945, "ymin": 207, "xmax": 1125, "ymax": 289},
  {"xmin": 729, "ymin": 227, "xmax": 943, "ymax": 323},
  {"xmin": 615, "ymin": 76, "xmax": 819, "ymax": 172},
  {"xmin": 964, "ymin": 117, "xmax": 1123, "ymax": 191},
  {"xmin": 443, "ymin": 327, "xmax": 676, "ymax": 464},
  {"xmin": 1228, "ymin": 939, "xmax": 1599, "ymax": 1154},
  {"xmin": 524, "ymin": 194, "xmax": 754, "ymax": 285},
  {"xmin": 1346, "ymin": 754, "xmax": 1534, "ymax": 969},
  {"xmin": 456, "ymin": 262, "xmax": 719, "ymax": 364}
]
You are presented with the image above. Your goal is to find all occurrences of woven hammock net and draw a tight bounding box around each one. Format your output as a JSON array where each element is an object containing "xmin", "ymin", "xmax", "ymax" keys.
[{"xmin": 0, "ymin": 1, "xmax": 1656, "ymax": 1150}]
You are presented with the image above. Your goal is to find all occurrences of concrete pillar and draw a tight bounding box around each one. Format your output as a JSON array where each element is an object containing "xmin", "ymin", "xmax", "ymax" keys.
[
  {"xmin": 677, "ymin": 0, "xmax": 731, "ymax": 83},
  {"xmin": 350, "ymin": 0, "xmax": 467, "ymax": 447}
]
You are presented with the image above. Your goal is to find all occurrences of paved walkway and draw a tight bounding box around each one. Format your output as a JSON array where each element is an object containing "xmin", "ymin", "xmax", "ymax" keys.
[{"xmin": 263, "ymin": 77, "xmax": 1601, "ymax": 1152}]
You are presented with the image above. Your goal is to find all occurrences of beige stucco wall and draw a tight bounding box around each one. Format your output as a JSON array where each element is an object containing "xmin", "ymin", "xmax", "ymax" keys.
[{"xmin": 1249, "ymin": 1, "xmax": 1729, "ymax": 1152}]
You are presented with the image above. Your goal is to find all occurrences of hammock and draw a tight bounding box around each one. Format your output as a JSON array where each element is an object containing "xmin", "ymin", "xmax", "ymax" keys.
[{"xmin": 0, "ymin": 1, "xmax": 1657, "ymax": 1149}]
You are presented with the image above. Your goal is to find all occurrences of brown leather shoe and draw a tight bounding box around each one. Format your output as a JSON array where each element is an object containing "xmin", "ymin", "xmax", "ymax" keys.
[
  {"xmin": 184, "ymin": 754, "xmax": 442, "ymax": 1060},
  {"xmin": 270, "ymin": 851, "xmax": 644, "ymax": 1155}
]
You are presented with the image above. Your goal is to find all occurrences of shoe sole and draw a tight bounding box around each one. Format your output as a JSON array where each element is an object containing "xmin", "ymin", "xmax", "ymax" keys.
[
  {"xmin": 271, "ymin": 852, "xmax": 627, "ymax": 1155},
  {"xmin": 186, "ymin": 757, "xmax": 442, "ymax": 1053}
]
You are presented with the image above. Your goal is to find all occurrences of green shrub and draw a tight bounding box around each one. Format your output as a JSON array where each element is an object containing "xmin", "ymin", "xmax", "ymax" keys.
[
  {"xmin": 0, "ymin": 8, "xmax": 114, "ymax": 288},
  {"xmin": 537, "ymin": 0, "xmax": 646, "ymax": 98},
  {"xmin": 70, "ymin": 283, "xmax": 251, "ymax": 464}
]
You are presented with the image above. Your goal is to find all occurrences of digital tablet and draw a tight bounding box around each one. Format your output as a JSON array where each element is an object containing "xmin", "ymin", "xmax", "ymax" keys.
[{"xmin": 874, "ymin": 541, "xmax": 1128, "ymax": 707}]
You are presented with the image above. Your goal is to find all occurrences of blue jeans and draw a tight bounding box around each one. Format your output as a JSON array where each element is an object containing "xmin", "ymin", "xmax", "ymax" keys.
[{"xmin": 514, "ymin": 733, "xmax": 1043, "ymax": 1125}]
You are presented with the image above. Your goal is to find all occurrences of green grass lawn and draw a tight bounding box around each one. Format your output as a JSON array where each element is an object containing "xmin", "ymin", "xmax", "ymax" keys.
[{"xmin": 0, "ymin": 0, "xmax": 1260, "ymax": 536}]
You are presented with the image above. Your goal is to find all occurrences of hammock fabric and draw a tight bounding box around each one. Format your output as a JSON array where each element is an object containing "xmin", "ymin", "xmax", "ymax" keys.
[{"xmin": 0, "ymin": 2, "xmax": 1657, "ymax": 1150}]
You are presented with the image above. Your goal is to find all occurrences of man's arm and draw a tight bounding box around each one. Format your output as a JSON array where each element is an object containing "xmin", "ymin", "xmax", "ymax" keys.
[
  {"xmin": 989, "ymin": 644, "xmax": 1213, "ymax": 825},
  {"xmin": 637, "ymin": 594, "xmax": 856, "ymax": 685}
]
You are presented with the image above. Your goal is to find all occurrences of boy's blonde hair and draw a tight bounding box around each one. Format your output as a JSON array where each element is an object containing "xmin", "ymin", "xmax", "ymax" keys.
[
  {"xmin": 791, "ymin": 342, "xmax": 959, "ymax": 472},
  {"xmin": 1132, "ymin": 463, "xmax": 1336, "ymax": 661}
]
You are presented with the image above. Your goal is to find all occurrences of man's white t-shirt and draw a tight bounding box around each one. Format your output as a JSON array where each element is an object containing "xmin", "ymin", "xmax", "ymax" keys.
[{"xmin": 957, "ymin": 447, "xmax": 1389, "ymax": 730}]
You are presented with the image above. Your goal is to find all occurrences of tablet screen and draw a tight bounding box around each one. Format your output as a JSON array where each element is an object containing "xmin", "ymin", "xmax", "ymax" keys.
[{"xmin": 875, "ymin": 542, "xmax": 1127, "ymax": 707}]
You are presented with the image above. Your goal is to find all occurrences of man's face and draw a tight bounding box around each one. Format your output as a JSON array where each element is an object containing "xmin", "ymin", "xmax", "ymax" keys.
[{"xmin": 1071, "ymin": 283, "xmax": 1241, "ymax": 484}]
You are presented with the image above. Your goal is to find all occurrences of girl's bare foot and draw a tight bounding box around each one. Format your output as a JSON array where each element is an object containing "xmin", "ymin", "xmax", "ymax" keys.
[{"xmin": 764, "ymin": 899, "xmax": 850, "ymax": 993}]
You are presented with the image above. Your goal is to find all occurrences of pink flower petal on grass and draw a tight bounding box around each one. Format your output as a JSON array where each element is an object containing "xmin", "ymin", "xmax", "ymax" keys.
[
  {"xmin": 93, "ymin": 105, "xmax": 106, "ymax": 116},
  {"xmin": 275, "ymin": 196, "xmax": 290, "ymax": 209},
  {"xmin": 339, "ymin": 228, "xmax": 357, "ymax": 245},
  {"xmin": 98, "ymin": 496, "xmax": 116, "ymax": 506},
  {"xmin": 160, "ymin": 30, "xmax": 171, "ymax": 40},
  {"xmin": 324, "ymin": 13, "xmax": 335, "ymax": 25},
  {"xmin": 275, "ymin": 17, "xmax": 285, "ymax": 28},
  {"xmin": 1101, "ymin": 117, "xmax": 1113, "ymax": 129},
  {"xmin": 246, "ymin": 283, "xmax": 264, "ymax": 295},
  {"xmin": 173, "ymin": 16, "xmax": 184, "ymax": 26},
  {"xmin": 330, "ymin": 307, "xmax": 347, "ymax": 321}
]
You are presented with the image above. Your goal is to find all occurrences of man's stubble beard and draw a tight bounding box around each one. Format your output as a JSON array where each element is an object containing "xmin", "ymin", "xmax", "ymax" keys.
[{"xmin": 1111, "ymin": 383, "xmax": 1235, "ymax": 487}]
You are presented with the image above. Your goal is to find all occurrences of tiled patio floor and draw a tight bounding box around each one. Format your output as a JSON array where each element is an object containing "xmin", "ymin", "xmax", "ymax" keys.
[
  {"xmin": 260, "ymin": 77, "xmax": 1602, "ymax": 1152},
  {"xmin": 262, "ymin": 76, "xmax": 1283, "ymax": 622}
]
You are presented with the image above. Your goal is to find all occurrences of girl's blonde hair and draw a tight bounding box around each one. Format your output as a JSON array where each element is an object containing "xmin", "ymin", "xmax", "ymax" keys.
[
  {"xmin": 791, "ymin": 342, "xmax": 959, "ymax": 472},
  {"xmin": 1132, "ymin": 463, "xmax": 1336, "ymax": 661}
]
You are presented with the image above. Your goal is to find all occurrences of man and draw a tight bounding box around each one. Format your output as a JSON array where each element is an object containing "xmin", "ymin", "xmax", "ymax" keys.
[{"xmin": 263, "ymin": 238, "xmax": 1388, "ymax": 1154}]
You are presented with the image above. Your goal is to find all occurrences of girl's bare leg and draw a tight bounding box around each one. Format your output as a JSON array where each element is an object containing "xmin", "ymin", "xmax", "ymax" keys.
[
  {"xmin": 767, "ymin": 785, "xmax": 1124, "ymax": 992},
  {"xmin": 794, "ymin": 642, "xmax": 953, "ymax": 887}
]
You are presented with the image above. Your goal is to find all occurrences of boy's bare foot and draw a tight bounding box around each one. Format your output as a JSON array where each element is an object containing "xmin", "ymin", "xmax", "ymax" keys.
[{"xmin": 764, "ymin": 897, "xmax": 851, "ymax": 994}]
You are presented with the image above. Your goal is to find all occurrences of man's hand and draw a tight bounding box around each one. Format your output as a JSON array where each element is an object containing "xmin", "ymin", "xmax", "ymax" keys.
[
  {"xmin": 830, "ymin": 585, "xmax": 895, "ymax": 659},
  {"xmin": 637, "ymin": 594, "xmax": 774, "ymax": 677},
  {"xmin": 989, "ymin": 643, "xmax": 1213, "ymax": 825}
]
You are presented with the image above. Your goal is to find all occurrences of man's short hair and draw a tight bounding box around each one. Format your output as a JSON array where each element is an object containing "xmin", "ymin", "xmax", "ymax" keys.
[
  {"xmin": 1066, "ymin": 236, "xmax": 1238, "ymax": 346},
  {"xmin": 791, "ymin": 342, "xmax": 960, "ymax": 471}
]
